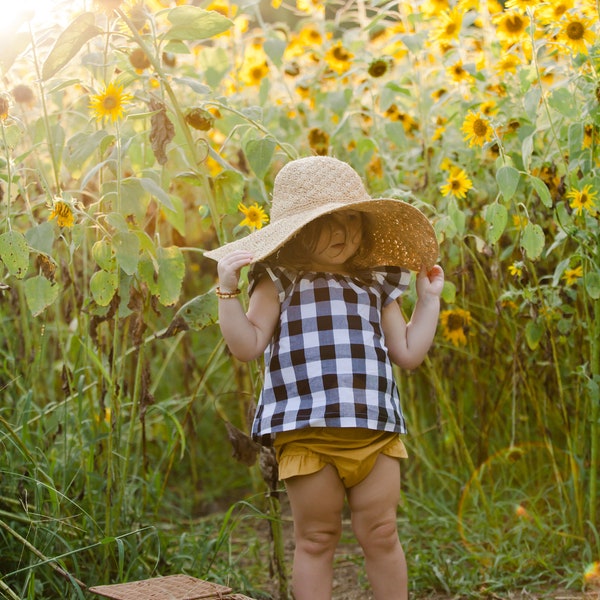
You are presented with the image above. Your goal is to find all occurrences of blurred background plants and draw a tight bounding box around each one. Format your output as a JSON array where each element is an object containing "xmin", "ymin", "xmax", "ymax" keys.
[{"xmin": 0, "ymin": 0, "xmax": 599, "ymax": 598}]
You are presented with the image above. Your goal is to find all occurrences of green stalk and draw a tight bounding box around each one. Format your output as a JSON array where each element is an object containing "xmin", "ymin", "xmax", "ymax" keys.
[
  {"xmin": 589, "ymin": 297, "xmax": 600, "ymax": 532},
  {"xmin": 0, "ymin": 119, "xmax": 12, "ymax": 230}
]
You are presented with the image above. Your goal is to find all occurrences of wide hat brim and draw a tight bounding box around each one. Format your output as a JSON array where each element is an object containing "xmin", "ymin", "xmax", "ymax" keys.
[{"xmin": 203, "ymin": 196, "xmax": 438, "ymax": 272}]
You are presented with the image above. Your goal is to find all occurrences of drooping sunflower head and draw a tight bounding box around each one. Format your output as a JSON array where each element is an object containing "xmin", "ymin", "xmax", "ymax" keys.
[
  {"xmin": 48, "ymin": 197, "xmax": 76, "ymax": 228},
  {"xmin": 238, "ymin": 202, "xmax": 269, "ymax": 231},
  {"xmin": 440, "ymin": 308, "xmax": 472, "ymax": 347},
  {"xmin": 89, "ymin": 82, "xmax": 133, "ymax": 122}
]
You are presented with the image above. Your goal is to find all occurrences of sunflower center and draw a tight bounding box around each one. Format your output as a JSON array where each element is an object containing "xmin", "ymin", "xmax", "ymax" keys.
[
  {"xmin": 103, "ymin": 95, "xmax": 119, "ymax": 110},
  {"xmin": 566, "ymin": 21, "xmax": 584, "ymax": 41},
  {"xmin": 451, "ymin": 179, "xmax": 461, "ymax": 190},
  {"xmin": 447, "ymin": 314, "xmax": 465, "ymax": 331},
  {"xmin": 506, "ymin": 15, "xmax": 525, "ymax": 33},
  {"xmin": 473, "ymin": 118, "xmax": 489, "ymax": 137}
]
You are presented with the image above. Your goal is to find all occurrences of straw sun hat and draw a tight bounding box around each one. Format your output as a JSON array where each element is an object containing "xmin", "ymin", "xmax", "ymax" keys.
[{"xmin": 203, "ymin": 156, "xmax": 439, "ymax": 272}]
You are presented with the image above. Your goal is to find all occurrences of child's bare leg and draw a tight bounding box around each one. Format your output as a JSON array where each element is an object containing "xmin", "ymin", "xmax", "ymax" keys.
[
  {"xmin": 284, "ymin": 465, "xmax": 346, "ymax": 600},
  {"xmin": 347, "ymin": 454, "xmax": 407, "ymax": 600}
]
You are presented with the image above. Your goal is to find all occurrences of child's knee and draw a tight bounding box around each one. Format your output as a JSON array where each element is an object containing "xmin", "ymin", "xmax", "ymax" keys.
[
  {"xmin": 353, "ymin": 517, "xmax": 399, "ymax": 553},
  {"xmin": 296, "ymin": 526, "xmax": 342, "ymax": 557}
]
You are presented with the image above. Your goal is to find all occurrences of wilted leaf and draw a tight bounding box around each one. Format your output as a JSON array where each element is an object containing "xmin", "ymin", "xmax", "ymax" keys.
[
  {"xmin": 149, "ymin": 98, "xmax": 175, "ymax": 165},
  {"xmin": 159, "ymin": 291, "xmax": 218, "ymax": 338},
  {"xmin": 224, "ymin": 421, "xmax": 259, "ymax": 467},
  {"xmin": 42, "ymin": 12, "xmax": 102, "ymax": 80},
  {"xmin": 0, "ymin": 231, "xmax": 30, "ymax": 279}
]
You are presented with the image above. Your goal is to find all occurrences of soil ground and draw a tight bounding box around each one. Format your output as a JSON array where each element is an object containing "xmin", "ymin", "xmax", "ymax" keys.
[{"xmin": 251, "ymin": 497, "xmax": 600, "ymax": 600}]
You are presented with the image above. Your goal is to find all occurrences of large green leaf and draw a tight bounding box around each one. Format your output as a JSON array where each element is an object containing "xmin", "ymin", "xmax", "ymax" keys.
[
  {"xmin": 529, "ymin": 176, "xmax": 552, "ymax": 208},
  {"xmin": 156, "ymin": 246, "xmax": 185, "ymax": 306},
  {"xmin": 585, "ymin": 271, "xmax": 600, "ymax": 300},
  {"xmin": 0, "ymin": 31, "xmax": 30, "ymax": 74},
  {"xmin": 42, "ymin": 12, "xmax": 102, "ymax": 80},
  {"xmin": 113, "ymin": 232, "xmax": 140, "ymax": 276},
  {"xmin": 521, "ymin": 222, "xmax": 545, "ymax": 260},
  {"xmin": 0, "ymin": 231, "xmax": 30, "ymax": 279},
  {"xmin": 163, "ymin": 6, "xmax": 232, "ymax": 40},
  {"xmin": 496, "ymin": 165, "xmax": 520, "ymax": 201},
  {"xmin": 24, "ymin": 275, "xmax": 60, "ymax": 317},
  {"xmin": 245, "ymin": 138, "xmax": 276, "ymax": 180},
  {"xmin": 90, "ymin": 270, "xmax": 118, "ymax": 306},
  {"xmin": 484, "ymin": 203, "xmax": 508, "ymax": 245}
]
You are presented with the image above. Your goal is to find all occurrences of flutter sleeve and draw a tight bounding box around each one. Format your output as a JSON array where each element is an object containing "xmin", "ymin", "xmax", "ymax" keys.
[
  {"xmin": 373, "ymin": 266, "xmax": 412, "ymax": 306},
  {"xmin": 248, "ymin": 263, "xmax": 297, "ymax": 303}
]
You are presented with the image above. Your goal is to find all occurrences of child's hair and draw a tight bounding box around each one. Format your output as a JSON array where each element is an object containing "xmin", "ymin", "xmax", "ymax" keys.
[{"xmin": 271, "ymin": 211, "xmax": 373, "ymax": 272}]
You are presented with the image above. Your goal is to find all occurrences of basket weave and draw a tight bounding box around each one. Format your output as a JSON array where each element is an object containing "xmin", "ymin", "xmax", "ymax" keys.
[{"xmin": 88, "ymin": 575, "xmax": 234, "ymax": 600}]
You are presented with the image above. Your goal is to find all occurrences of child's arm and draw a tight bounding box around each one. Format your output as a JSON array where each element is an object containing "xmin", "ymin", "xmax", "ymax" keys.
[
  {"xmin": 383, "ymin": 265, "xmax": 444, "ymax": 370},
  {"xmin": 216, "ymin": 250, "xmax": 280, "ymax": 362}
]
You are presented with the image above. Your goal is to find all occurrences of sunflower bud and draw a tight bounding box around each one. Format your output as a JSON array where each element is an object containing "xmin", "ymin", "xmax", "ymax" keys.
[
  {"xmin": 11, "ymin": 84, "xmax": 35, "ymax": 105},
  {"xmin": 0, "ymin": 96, "xmax": 9, "ymax": 120},
  {"xmin": 184, "ymin": 108, "xmax": 214, "ymax": 131},
  {"xmin": 367, "ymin": 56, "xmax": 393, "ymax": 78},
  {"xmin": 308, "ymin": 128, "xmax": 330, "ymax": 155},
  {"xmin": 129, "ymin": 48, "xmax": 151, "ymax": 71}
]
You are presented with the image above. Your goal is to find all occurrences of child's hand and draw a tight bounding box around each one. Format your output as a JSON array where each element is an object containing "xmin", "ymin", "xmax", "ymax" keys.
[
  {"xmin": 217, "ymin": 250, "xmax": 254, "ymax": 292},
  {"xmin": 416, "ymin": 264, "xmax": 444, "ymax": 300}
]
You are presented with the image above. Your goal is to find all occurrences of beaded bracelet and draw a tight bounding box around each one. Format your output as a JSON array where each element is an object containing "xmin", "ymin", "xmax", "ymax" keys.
[{"xmin": 215, "ymin": 286, "xmax": 242, "ymax": 299}]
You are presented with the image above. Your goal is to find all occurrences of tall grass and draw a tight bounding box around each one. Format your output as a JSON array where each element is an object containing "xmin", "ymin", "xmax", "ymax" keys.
[{"xmin": 1, "ymin": 0, "xmax": 599, "ymax": 597}]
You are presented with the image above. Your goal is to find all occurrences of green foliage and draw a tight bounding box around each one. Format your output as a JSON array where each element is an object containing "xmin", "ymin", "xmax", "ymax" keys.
[{"xmin": 0, "ymin": 0, "xmax": 599, "ymax": 598}]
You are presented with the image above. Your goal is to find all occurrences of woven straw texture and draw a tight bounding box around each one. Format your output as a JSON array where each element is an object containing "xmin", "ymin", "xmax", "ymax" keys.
[
  {"xmin": 203, "ymin": 156, "xmax": 439, "ymax": 272},
  {"xmin": 88, "ymin": 575, "xmax": 236, "ymax": 600}
]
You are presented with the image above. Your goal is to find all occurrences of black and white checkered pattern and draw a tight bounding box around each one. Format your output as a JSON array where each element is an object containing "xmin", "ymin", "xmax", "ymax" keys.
[{"xmin": 248, "ymin": 264, "xmax": 411, "ymax": 444}]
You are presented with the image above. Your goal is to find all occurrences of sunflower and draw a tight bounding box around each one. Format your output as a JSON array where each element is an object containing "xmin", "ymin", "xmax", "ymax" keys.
[
  {"xmin": 508, "ymin": 261, "xmax": 524, "ymax": 278},
  {"xmin": 562, "ymin": 265, "xmax": 583, "ymax": 286},
  {"xmin": 89, "ymin": 82, "xmax": 133, "ymax": 122},
  {"xmin": 440, "ymin": 167, "xmax": 473, "ymax": 199},
  {"xmin": 48, "ymin": 198, "xmax": 75, "ymax": 228},
  {"xmin": 557, "ymin": 13, "xmax": 595, "ymax": 55},
  {"xmin": 462, "ymin": 111, "xmax": 494, "ymax": 147},
  {"xmin": 430, "ymin": 8, "xmax": 463, "ymax": 43},
  {"xmin": 505, "ymin": 0, "xmax": 537, "ymax": 11},
  {"xmin": 324, "ymin": 41, "xmax": 354, "ymax": 75},
  {"xmin": 494, "ymin": 11, "xmax": 530, "ymax": 45},
  {"xmin": 238, "ymin": 202, "xmax": 269, "ymax": 230},
  {"xmin": 422, "ymin": 0, "xmax": 451, "ymax": 17},
  {"xmin": 495, "ymin": 52, "xmax": 521, "ymax": 74},
  {"xmin": 239, "ymin": 58, "xmax": 270, "ymax": 86},
  {"xmin": 566, "ymin": 184, "xmax": 598, "ymax": 216},
  {"xmin": 440, "ymin": 308, "xmax": 472, "ymax": 347},
  {"xmin": 538, "ymin": 0, "xmax": 574, "ymax": 24},
  {"xmin": 447, "ymin": 60, "xmax": 472, "ymax": 83}
]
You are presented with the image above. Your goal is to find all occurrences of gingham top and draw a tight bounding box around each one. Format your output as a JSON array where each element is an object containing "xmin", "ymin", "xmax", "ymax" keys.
[{"xmin": 248, "ymin": 263, "xmax": 411, "ymax": 444}]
